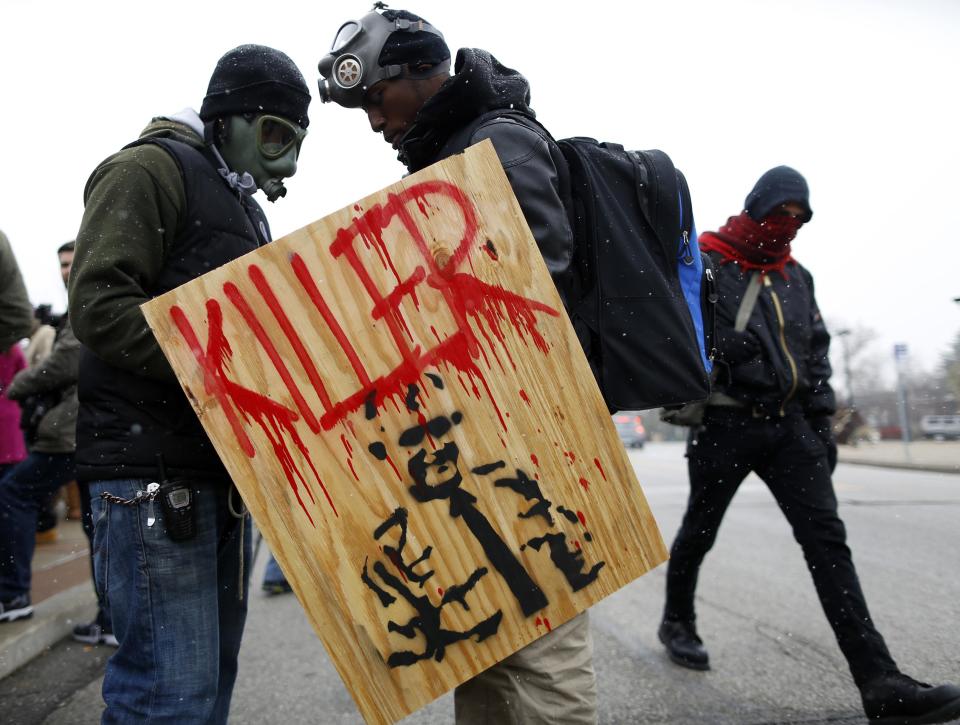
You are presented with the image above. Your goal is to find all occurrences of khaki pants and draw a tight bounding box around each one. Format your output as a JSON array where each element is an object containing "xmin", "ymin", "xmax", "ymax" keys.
[{"xmin": 454, "ymin": 612, "xmax": 597, "ymax": 724}]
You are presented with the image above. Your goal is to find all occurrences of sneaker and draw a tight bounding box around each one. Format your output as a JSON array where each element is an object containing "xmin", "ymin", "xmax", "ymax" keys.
[
  {"xmin": 658, "ymin": 619, "xmax": 710, "ymax": 671},
  {"xmin": 0, "ymin": 594, "xmax": 33, "ymax": 623},
  {"xmin": 72, "ymin": 621, "xmax": 119, "ymax": 647},
  {"xmin": 860, "ymin": 672, "xmax": 960, "ymax": 724},
  {"xmin": 262, "ymin": 579, "xmax": 293, "ymax": 596}
]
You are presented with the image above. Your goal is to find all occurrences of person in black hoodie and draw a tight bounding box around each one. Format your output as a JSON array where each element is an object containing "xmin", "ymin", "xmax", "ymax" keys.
[
  {"xmin": 658, "ymin": 166, "xmax": 960, "ymax": 724},
  {"xmin": 318, "ymin": 8, "xmax": 594, "ymax": 724}
]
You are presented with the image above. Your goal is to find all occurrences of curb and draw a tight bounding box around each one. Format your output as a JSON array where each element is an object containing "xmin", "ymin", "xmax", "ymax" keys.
[
  {"xmin": 838, "ymin": 458, "xmax": 960, "ymax": 475},
  {"xmin": 0, "ymin": 583, "xmax": 97, "ymax": 681}
]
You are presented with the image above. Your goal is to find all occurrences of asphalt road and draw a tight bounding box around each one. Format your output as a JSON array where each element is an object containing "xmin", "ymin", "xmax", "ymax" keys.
[{"xmin": 8, "ymin": 442, "xmax": 960, "ymax": 724}]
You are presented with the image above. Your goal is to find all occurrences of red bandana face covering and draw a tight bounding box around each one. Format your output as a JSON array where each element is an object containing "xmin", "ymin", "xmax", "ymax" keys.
[{"xmin": 699, "ymin": 211, "xmax": 802, "ymax": 277}]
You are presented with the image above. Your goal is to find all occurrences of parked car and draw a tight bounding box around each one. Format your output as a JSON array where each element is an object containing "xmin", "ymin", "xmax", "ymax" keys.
[
  {"xmin": 613, "ymin": 413, "xmax": 646, "ymax": 448},
  {"xmin": 920, "ymin": 414, "xmax": 960, "ymax": 441}
]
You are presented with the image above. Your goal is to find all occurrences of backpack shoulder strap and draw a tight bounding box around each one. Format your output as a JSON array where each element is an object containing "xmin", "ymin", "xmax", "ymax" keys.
[
  {"xmin": 734, "ymin": 271, "xmax": 763, "ymax": 332},
  {"xmin": 631, "ymin": 149, "xmax": 683, "ymax": 262}
]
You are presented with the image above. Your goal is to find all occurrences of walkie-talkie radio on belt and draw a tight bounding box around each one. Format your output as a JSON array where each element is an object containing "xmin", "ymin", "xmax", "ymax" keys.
[{"xmin": 156, "ymin": 454, "xmax": 196, "ymax": 541}]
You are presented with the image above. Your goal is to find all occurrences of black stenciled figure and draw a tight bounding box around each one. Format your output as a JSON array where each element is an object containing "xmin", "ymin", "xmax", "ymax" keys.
[
  {"xmin": 488, "ymin": 467, "xmax": 605, "ymax": 592},
  {"xmin": 362, "ymin": 506, "xmax": 502, "ymax": 667},
  {"xmin": 402, "ymin": 414, "xmax": 549, "ymax": 617}
]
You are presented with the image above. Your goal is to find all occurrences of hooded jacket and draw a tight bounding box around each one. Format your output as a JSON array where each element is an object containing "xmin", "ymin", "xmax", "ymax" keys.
[
  {"xmin": 710, "ymin": 254, "xmax": 835, "ymax": 418},
  {"xmin": 397, "ymin": 48, "xmax": 576, "ymax": 308},
  {"xmin": 0, "ymin": 230, "xmax": 34, "ymax": 351},
  {"xmin": 70, "ymin": 111, "xmax": 270, "ymax": 482},
  {"xmin": 6, "ymin": 317, "xmax": 80, "ymax": 454}
]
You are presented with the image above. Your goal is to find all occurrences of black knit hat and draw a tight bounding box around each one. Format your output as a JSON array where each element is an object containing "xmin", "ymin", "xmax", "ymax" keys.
[
  {"xmin": 200, "ymin": 44, "xmax": 311, "ymax": 128},
  {"xmin": 744, "ymin": 166, "xmax": 813, "ymax": 222},
  {"xmin": 378, "ymin": 9, "xmax": 450, "ymax": 68}
]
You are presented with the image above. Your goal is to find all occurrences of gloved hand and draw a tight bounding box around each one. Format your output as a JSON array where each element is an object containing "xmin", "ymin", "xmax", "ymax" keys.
[
  {"xmin": 807, "ymin": 414, "xmax": 837, "ymax": 472},
  {"xmin": 716, "ymin": 328, "xmax": 761, "ymax": 365}
]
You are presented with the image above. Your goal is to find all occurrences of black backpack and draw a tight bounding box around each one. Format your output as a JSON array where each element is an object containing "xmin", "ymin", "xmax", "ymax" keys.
[{"xmin": 557, "ymin": 138, "xmax": 716, "ymax": 412}]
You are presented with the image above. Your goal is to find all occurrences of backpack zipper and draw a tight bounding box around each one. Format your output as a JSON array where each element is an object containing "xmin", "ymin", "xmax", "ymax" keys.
[
  {"xmin": 677, "ymin": 186, "xmax": 694, "ymax": 265},
  {"xmin": 679, "ymin": 230, "xmax": 694, "ymax": 265},
  {"xmin": 764, "ymin": 276, "xmax": 798, "ymax": 416},
  {"xmin": 705, "ymin": 267, "xmax": 717, "ymax": 361}
]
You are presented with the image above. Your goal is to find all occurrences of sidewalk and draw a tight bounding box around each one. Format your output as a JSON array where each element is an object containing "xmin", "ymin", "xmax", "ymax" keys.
[
  {"xmin": 838, "ymin": 439, "xmax": 960, "ymax": 474},
  {"xmin": 0, "ymin": 520, "xmax": 97, "ymax": 680}
]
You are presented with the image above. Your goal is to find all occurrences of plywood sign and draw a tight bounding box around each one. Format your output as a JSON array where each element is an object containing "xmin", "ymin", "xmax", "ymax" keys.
[{"xmin": 142, "ymin": 140, "xmax": 667, "ymax": 724}]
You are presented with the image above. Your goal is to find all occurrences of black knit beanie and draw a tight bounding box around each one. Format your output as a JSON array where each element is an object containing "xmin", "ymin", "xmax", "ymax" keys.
[
  {"xmin": 744, "ymin": 166, "xmax": 813, "ymax": 222},
  {"xmin": 378, "ymin": 10, "xmax": 450, "ymax": 69},
  {"xmin": 200, "ymin": 44, "xmax": 311, "ymax": 128}
]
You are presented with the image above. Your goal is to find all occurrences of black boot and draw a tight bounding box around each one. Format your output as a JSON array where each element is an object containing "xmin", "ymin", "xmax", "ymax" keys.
[
  {"xmin": 658, "ymin": 619, "xmax": 710, "ymax": 671},
  {"xmin": 860, "ymin": 672, "xmax": 960, "ymax": 724}
]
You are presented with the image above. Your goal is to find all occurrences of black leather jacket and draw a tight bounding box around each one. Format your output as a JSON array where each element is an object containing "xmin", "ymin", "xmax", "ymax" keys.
[
  {"xmin": 711, "ymin": 253, "xmax": 836, "ymax": 418},
  {"xmin": 398, "ymin": 48, "xmax": 576, "ymax": 310}
]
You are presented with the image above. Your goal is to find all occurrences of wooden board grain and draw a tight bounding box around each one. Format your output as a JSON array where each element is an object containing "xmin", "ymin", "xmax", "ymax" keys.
[{"xmin": 141, "ymin": 140, "xmax": 668, "ymax": 724}]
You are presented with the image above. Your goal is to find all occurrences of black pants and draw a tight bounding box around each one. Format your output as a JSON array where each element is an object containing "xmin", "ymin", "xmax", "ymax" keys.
[{"xmin": 663, "ymin": 410, "xmax": 898, "ymax": 686}]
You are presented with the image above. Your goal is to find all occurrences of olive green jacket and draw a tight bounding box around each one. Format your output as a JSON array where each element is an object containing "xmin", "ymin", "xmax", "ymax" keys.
[
  {"xmin": 6, "ymin": 317, "xmax": 79, "ymax": 453},
  {"xmin": 69, "ymin": 117, "xmax": 202, "ymax": 383},
  {"xmin": 0, "ymin": 230, "xmax": 34, "ymax": 351}
]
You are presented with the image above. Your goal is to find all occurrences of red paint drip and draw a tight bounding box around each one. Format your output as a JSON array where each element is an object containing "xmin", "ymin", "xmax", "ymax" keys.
[
  {"xmin": 579, "ymin": 477, "xmax": 590, "ymax": 492},
  {"xmin": 169, "ymin": 304, "xmax": 253, "ymax": 458},
  {"xmin": 384, "ymin": 454, "xmax": 403, "ymax": 482},
  {"xmin": 543, "ymin": 618, "xmax": 552, "ymax": 632},
  {"xmin": 437, "ymin": 587, "xmax": 444, "ymax": 596},
  {"xmin": 340, "ymin": 434, "xmax": 360, "ymax": 482},
  {"xmin": 386, "ymin": 551, "xmax": 408, "ymax": 582},
  {"xmin": 169, "ymin": 302, "xmax": 336, "ymax": 524},
  {"xmin": 530, "ymin": 453, "xmax": 539, "ymax": 467},
  {"xmin": 535, "ymin": 617, "xmax": 543, "ymax": 628},
  {"xmin": 248, "ymin": 264, "xmax": 332, "ymax": 413},
  {"xmin": 594, "ymin": 457, "xmax": 607, "ymax": 481},
  {"xmin": 224, "ymin": 281, "xmax": 321, "ymax": 434},
  {"xmin": 576, "ymin": 510, "xmax": 587, "ymax": 527},
  {"xmin": 564, "ymin": 450, "xmax": 577, "ymax": 463},
  {"xmin": 371, "ymin": 266, "xmax": 427, "ymax": 320},
  {"xmin": 519, "ymin": 389, "xmax": 530, "ymax": 405},
  {"xmin": 574, "ymin": 540, "xmax": 581, "ymax": 550}
]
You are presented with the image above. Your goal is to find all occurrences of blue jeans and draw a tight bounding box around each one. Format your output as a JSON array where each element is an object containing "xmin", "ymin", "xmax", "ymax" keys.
[
  {"xmin": 89, "ymin": 478, "xmax": 251, "ymax": 724},
  {"xmin": 262, "ymin": 554, "xmax": 287, "ymax": 586},
  {"xmin": 0, "ymin": 452, "xmax": 76, "ymax": 599}
]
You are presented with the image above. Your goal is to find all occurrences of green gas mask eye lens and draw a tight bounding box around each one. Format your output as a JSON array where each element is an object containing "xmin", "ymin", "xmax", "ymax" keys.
[{"xmin": 256, "ymin": 115, "xmax": 307, "ymax": 160}]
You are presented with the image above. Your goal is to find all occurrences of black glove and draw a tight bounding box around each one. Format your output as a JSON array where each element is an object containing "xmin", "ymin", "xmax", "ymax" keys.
[
  {"xmin": 807, "ymin": 414, "xmax": 837, "ymax": 472},
  {"xmin": 716, "ymin": 328, "xmax": 761, "ymax": 365}
]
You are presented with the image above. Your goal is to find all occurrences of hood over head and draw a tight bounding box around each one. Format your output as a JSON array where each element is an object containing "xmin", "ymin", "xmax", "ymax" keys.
[
  {"xmin": 744, "ymin": 165, "xmax": 813, "ymax": 223},
  {"xmin": 398, "ymin": 47, "xmax": 533, "ymax": 170}
]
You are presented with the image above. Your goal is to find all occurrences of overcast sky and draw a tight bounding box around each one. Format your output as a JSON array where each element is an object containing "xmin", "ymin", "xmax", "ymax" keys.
[{"xmin": 1, "ymin": 0, "xmax": 958, "ymax": 383}]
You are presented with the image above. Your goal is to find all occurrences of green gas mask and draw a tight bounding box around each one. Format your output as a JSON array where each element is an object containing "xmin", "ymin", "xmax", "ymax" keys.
[{"xmin": 218, "ymin": 114, "xmax": 307, "ymax": 202}]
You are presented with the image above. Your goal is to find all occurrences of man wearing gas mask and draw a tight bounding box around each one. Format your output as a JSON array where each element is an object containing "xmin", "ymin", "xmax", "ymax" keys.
[
  {"xmin": 69, "ymin": 45, "xmax": 310, "ymax": 723},
  {"xmin": 318, "ymin": 8, "xmax": 594, "ymax": 724}
]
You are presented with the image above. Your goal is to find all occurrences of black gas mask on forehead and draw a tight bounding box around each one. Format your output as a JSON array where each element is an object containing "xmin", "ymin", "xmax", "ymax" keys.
[{"xmin": 317, "ymin": 6, "xmax": 450, "ymax": 108}]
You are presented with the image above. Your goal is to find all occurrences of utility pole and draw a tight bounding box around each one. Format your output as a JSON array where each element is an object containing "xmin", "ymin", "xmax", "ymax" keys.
[
  {"xmin": 835, "ymin": 328, "xmax": 854, "ymax": 409},
  {"xmin": 893, "ymin": 343, "xmax": 911, "ymax": 462}
]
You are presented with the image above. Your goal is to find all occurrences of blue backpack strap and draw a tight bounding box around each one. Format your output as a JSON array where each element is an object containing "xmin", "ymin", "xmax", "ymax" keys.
[{"xmin": 675, "ymin": 170, "xmax": 712, "ymax": 372}]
